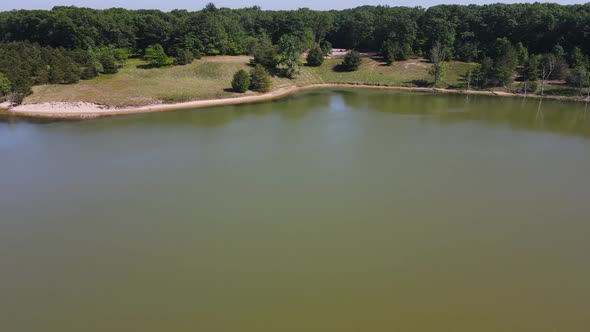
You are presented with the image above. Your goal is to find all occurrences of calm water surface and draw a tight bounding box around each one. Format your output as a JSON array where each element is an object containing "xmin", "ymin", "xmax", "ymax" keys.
[{"xmin": 1, "ymin": 89, "xmax": 590, "ymax": 332}]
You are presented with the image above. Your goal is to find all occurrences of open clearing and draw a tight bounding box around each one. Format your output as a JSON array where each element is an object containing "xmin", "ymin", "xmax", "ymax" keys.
[{"xmin": 25, "ymin": 56, "xmax": 477, "ymax": 107}]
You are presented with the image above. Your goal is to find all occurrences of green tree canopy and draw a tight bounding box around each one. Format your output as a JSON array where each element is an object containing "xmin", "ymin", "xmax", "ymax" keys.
[{"xmin": 278, "ymin": 34, "xmax": 303, "ymax": 78}]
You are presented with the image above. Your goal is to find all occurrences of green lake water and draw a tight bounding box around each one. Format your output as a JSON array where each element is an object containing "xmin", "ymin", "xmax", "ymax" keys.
[{"xmin": 1, "ymin": 89, "xmax": 590, "ymax": 332}]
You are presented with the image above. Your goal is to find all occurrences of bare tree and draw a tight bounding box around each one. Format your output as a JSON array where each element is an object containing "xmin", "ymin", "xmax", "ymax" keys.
[
  {"xmin": 540, "ymin": 54, "xmax": 556, "ymax": 96},
  {"xmin": 6, "ymin": 91, "xmax": 16, "ymax": 109}
]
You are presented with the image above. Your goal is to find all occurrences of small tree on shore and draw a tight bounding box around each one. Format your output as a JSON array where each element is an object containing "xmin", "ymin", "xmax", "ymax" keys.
[
  {"xmin": 463, "ymin": 70, "xmax": 473, "ymax": 90},
  {"xmin": 231, "ymin": 70, "xmax": 251, "ymax": 93},
  {"xmin": 306, "ymin": 46, "xmax": 324, "ymax": 67},
  {"xmin": 429, "ymin": 42, "xmax": 446, "ymax": 85},
  {"xmin": 540, "ymin": 54, "xmax": 556, "ymax": 96},
  {"xmin": 249, "ymin": 65, "xmax": 272, "ymax": 92},
  {"xmin": 340, "ymin": 51, "xmax": 362, "ymax": 72}
]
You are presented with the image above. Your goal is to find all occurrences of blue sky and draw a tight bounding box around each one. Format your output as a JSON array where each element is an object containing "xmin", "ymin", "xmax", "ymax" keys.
[{"xmin": 1, "ymin": 0, "xmax": 586, "ymax": 11}]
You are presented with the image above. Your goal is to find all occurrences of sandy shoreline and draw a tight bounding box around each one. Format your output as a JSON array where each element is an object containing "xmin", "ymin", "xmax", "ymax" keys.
[{"xmin": 1, "ymin": 84, "xmax": 588, "ymax": 119}]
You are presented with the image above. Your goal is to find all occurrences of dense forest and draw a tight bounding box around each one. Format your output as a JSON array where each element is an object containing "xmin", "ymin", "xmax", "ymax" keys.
[{"xmin": 1, "ymin": 3, "xmax": 590, "ymax": 103}]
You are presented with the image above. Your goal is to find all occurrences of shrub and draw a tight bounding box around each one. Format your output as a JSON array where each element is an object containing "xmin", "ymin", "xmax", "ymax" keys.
[
  {"xmin": 249, "ymin": 64, "xmax": 272, "ymax": 92},
  {"xmin": 340, "ymin": 51, "xmax": 362, "ymax": 72},
  {"xmin": 306, "ymin": 46, "xmax": 324, "ymax": 67},
  {"xmin": 231, "ymin": 70, "xmax": 251, "ymax": 93}
]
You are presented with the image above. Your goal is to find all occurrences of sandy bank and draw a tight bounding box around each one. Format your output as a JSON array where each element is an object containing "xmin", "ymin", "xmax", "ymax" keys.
[{"xmin": 2, "ymin": 84, "xmax": 588, "ymax": 119}]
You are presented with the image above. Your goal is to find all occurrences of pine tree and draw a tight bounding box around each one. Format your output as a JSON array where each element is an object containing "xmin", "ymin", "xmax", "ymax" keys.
[
  {"xmin": 145, "ymin": 44, "xmax": 173, "ymax": 67},
  {"xmin": 306, "ymin": 46, "xmax": 324, "ymax": 67},
  {"xmin": 231, "ymin": 70, "xmax": 250, "ymax": 93},
  {"xmin": 249, "ymin": 65, "xmax": 272, "ymax": 92},
  {"xmin": 340, "ymin": 51, "xmax": 362, "ymax": 71}
]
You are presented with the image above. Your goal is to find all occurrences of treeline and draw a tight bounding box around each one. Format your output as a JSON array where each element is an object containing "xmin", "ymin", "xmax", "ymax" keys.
[{"xmin": 2, "ymin": 3, "xmax": 590, "ymax": 102}]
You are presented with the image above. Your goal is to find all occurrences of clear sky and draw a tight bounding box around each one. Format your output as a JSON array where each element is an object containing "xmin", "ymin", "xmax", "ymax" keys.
[{"xmin": 1, "ymin": 0, "xmax": 586, "ymax": 11}]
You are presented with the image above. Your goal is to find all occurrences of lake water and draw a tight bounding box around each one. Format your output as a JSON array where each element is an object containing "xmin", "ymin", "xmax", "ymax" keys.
[{"xmin": 1, "ymin": 89, "xmax": 590, "ymax": 332}]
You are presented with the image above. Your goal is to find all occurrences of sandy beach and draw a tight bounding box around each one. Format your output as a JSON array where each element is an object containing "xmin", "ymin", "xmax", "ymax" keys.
[{"xmin": 2, "ymin": 84, "xmax": 587, "ymax": 119}]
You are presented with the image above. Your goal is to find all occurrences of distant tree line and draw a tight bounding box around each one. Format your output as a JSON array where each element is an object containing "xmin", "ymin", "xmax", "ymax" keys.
[{"xmin": 2, "ymin": 3, "xmax": 590, "ymax": 102}]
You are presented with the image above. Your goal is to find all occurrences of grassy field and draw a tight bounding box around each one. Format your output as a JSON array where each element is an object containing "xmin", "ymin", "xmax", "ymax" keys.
[{"xmin": 25, "ymin": 56, "xmax": 477, "ymax": 107}]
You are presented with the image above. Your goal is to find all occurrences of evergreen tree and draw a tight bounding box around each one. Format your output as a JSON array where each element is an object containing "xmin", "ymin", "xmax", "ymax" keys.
[
  {"xmin": 63, "ymin": 62, "xmax": 81, "ymax": 84},
  {"xmin": 231, "ymin": 69, "xmax": 250, "ymax": 93},
  {"xmin": 174, "ymin": 49, "xmax": 195, "ymax": 65},
  {"xmin": 566, "ymin": 67, "xmax": 588, "ymax": 94},
  {"xmin": 145, "ymin": 44, "xmax": 173, "ymax": 67},
  {"xmin": 516, "ymin": 42, "xmax": 529, "ymax": 65},
  {"xmin": 99, "ymin": 47, "xmax": 118, "ymax": 74},
  {"xmin": 82, "ymin": 63, "xmax": 100, "ymax": 80},
  {"xmin": 48, "ymin": 63, "xmax": 65, "ymax": 84},
  {"xmin": 0, "ymin": 73, "xmax": 10, "ymax": 96},
  {"xmin": 34, "ymin": 66, "xmax": 49, "ymax": 85},
  {"xmin": 250, "ymin": 33, "xmax": 278, "ymax": 69},
  {"xmin": 306, "ymin": 46, "xmax": 324, "ymax": 67},
  {"xmin": 523, "ymin": 56, "xmax": 540, "ymax": 81},
  {"xmin": 340, "ymin": 51, "xmax": 362, "ymax": 72},
  {"xmin": 569, "ymin": 47, "xmax": 587, "ymax": 69},
  {"xmin": 249, "ymin": 64, "xmax": 272, "ymax": 92}
]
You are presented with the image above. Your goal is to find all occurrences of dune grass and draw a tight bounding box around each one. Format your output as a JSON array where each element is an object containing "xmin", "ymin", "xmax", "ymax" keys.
[{"xmin": 25, "ymin": 56, "xmax": 477, "ymax": 107}]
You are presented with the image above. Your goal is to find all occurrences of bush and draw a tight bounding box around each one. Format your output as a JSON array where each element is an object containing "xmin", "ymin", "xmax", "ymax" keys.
[
  {"xmin": 249, "ymin": 64, "xmax": 272, "ymax": 92},
  {"xmin": 306, "ymin": 46, "xmax": 324, "ymax": 67},
  {"xmin": 231, "ymin": 70, "xmax": 251, "ymax": 93},
  {"xmin": 340, "ymin": 51, "xmax": 362, "ymax": 72}
]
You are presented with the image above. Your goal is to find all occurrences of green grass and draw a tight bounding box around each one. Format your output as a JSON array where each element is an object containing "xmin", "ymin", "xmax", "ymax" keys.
[
  {"xmin": 27, "ymin": 57, "xmax": 253, "ymax": 107},
  {"xmin": 26, "ymin": 56, "xmax": 478, "ymax": 107}
]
